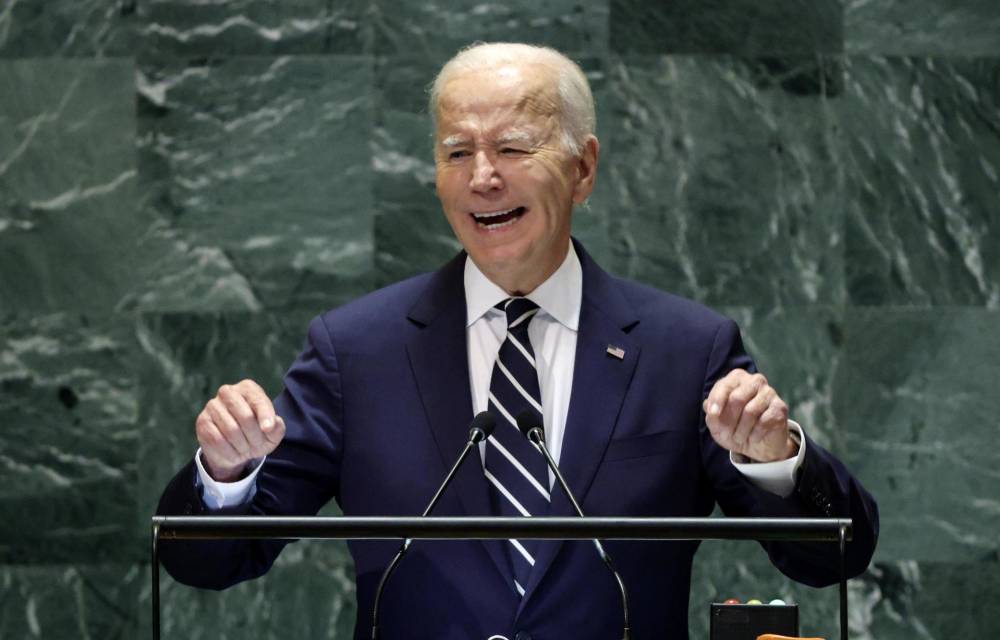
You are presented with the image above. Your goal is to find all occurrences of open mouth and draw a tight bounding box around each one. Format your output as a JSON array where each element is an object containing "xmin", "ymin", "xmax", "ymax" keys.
[{"xmin": 470, "ymin": 206, "xmax": 527, "ymax": 230}]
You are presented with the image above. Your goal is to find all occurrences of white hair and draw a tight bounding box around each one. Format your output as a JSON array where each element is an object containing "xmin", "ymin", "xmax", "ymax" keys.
[{"xmin": 429, "ymin": 42, "xmax": 596, "ymax": 156}]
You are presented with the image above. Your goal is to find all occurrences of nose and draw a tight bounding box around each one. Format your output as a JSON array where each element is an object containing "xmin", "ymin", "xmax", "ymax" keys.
[{"xmin": 469, "ymin": 150, "xmax": 503, "ymax": 193}]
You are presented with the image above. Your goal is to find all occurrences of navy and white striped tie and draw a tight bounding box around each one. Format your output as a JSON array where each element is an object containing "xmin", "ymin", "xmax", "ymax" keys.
[{"xmin": 484, "ymin": 297, "xmax": 550, "ymax": 597}]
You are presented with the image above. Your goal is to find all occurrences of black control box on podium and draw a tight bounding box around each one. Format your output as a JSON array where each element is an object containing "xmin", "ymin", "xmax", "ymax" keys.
[{"xmin": 710, "ymin": 603, "xmax": 798, "ymax": 640}]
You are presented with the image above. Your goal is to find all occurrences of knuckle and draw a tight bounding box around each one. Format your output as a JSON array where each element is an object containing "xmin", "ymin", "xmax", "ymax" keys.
[
  {"xmin": 729, "ymin": 388, "xmax": 751, "ymax": 404},
  {"xmin": 745, "ymin": 401, "xmax": 766, "ymax": 420},
  {"xmin": 234, "ymin": 405, "xmax": 255, "ymax": 424},
  {"xmin": 208, "ymin": 398, "xmax": 227, "ymax": 416}
]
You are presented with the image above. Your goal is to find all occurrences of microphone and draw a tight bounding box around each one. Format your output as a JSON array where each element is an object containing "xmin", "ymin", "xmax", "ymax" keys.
[
  {"xmin": 371, "ymin": 411, "xmax": 496, "ymax": 640},
  {"xmin": 515, "ymin": 410, "xmax": 631, "ymax": 640}
]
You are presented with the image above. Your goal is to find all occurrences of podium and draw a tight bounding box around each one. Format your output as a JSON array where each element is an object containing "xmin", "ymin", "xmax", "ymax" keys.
[{"xmin": 151, "ymin": 516, "xmax": 852, "ymax": 640}]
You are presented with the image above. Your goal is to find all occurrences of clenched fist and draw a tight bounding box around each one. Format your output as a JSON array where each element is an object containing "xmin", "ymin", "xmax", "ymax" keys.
[
  {"xmin": 702, "ymin": 369, "xmax": 796, "ymax": 463},
  {"xmin": 196, "ymin": 379, "xmax": 286, "ymax": 481}
]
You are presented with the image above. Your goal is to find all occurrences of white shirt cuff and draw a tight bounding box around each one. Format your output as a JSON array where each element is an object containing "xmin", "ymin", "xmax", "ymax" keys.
[
  {"xmin": 730, "ymin": 421, "xmax": 806, "ymax": 498},
  {"xmin": 194, "ymin": 448, "xmax": 264, "ymax": 510}
]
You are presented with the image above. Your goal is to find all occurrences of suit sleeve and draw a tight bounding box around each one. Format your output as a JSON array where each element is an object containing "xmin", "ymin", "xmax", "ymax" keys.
[
  {"xmin": 155, "ymin": 314, "xmax": 346, "ymax": 590},
  {"xmin": 699, "ymin": 319, "xmax": 880, "ymax": 587}
]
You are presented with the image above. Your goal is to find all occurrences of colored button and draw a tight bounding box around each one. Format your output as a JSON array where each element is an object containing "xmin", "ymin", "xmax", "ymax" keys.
[
  {"xmin": 723, "ymin": 598, "xmax": 740, "ymax": 604},
  {"xmin": 769, "ymin": 599, "xmax": 786, "ymax": 605},
  {"xmin": 747, "ymin": 599, "xmax": 763, "ymax": 605}
]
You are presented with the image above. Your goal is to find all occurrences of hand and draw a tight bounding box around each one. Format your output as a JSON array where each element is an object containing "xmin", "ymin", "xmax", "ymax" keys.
[
  {"xmin": 196, "ymin": 379, "xmax": 286, "ymax": 482},
  {"xmin": 702, "ymin": 369, "xmax": 795, "ymax": 463}
]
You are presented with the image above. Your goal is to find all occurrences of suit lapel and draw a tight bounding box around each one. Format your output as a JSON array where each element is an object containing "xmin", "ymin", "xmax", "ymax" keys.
[
  {"xmin": 517, "ymin": 243, "xmax": 641, "ymax": 613},
  {"xmin": 405, "ymin": 252, "xmax": 513, "ymax": 587}
]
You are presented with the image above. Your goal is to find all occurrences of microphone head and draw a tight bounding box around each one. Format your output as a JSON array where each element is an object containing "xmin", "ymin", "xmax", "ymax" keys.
[
  {"xmin": 515, "ymin": 409, "xmax": 544, "ymax": 442},
  {"xmin": 468, "ymin": 411, "xmax": 496, "ymax": 442}
]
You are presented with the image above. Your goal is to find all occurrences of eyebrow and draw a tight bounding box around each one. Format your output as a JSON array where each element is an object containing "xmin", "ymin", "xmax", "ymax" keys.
[
  {"xmin": 440, "ymin": 129, "xmax": 540, "ymax": 148},
  {"xmin": 440, "ymin": 135, "xmax": 469, "ymax": 148},
  {"xmin": 497, "ymin": 130, "xmax": 537, "ymax": 145}
]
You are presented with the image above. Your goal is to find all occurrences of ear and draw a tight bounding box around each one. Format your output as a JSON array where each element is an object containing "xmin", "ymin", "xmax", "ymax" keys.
[{"xmin": 571, "ymin": 135, "xmax": 600, "ymax": 204}]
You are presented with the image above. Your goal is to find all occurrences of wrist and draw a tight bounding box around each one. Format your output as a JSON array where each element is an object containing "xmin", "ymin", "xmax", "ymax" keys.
[{"xmin": 202, "ymin": 454, "xmax": 248, "ymax": 483}]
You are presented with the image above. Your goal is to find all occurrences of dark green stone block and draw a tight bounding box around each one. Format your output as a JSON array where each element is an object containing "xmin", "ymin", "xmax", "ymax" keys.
[
  {"xmin": 846, "ymin": 0, "xmax": 1000, "ymax": 55},
  {"xmin": 0, "ymin": 59, "xmax": 139, "ymax": 314},
  {"xmin": 148, "ymin": 549, "xmax": 357, "ymax": 639},
  {"xmin": 138, "ymin": 0, "xmax": 371, "ymax": 56},
  {"xmin": 839, "ymin": 57, "xmax": 1000, "ymax": 305},
  {"xmin": 851, "ymin": 561, "xmax": 1000, "ymax": 638},
  {"xmin": 0, "ymin": 314, "xmax": 139, "ymax": 563},
  {"xmin": 372, "ymin": 54, "xmax": 460, "ymax": 287},
  {"xmin": 0, "ymin": 0, "xmax": 137, "ymax": 57},
  {"xmin": 605, "ymin": 56, "xmax": 845, "ymax": 309},
  {"xmin": 0, "ymin": 564, "xmax": 141, "ymax": 638},
  {"xmin": 136, "ymin": 311, "xmax": 316, "ymax": 519},
  {"xmin": 137, "ymin": 311, "xmax": 356, "ymax": 636},
  {"xmin": 833, "ymin": 309, "xmax": 1000, "ymax": 562},
  {"xmin": 373, "ymin": 0, "xmax": 608, "ymax": 58},
  {"xmin": 610, "ymin": 0, "xmax": 842, "ymax": 55},
  {"xmin": 131, "ymin": 56, "xmax": 374, "ymax": 314},
  {"xmin": 722, "ymin": 306, "xmax": 845, "ymax": 452}
]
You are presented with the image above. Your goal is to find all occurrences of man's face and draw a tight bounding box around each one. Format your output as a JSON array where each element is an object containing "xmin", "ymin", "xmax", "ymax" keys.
[{"xmin": 434, "ymin": 63, "xmax": 597, "ymax": 294}]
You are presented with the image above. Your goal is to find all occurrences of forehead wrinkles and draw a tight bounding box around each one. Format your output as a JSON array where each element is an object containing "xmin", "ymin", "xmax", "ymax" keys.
[
  {"xmin": 437, "ymin": 94, "xmax": 559, "ymax": 149},
  {"xmin": 438, "ymin": 67, "xmax": 560, "ymax": 124}
]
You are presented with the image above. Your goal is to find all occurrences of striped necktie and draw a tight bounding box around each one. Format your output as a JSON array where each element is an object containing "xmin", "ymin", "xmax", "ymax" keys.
[{"xmin": 484, "ymin": 297, "xmax": 551, "ymax": 597}]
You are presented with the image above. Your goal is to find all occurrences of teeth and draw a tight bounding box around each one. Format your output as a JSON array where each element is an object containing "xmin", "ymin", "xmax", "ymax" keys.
[
  {"xmin": 471, "ymin": 208, "xmax": 517, "ymax": 219},
  {"xmin": 481, "ymin": 217, "xmax": 518, "ymax": 230}
]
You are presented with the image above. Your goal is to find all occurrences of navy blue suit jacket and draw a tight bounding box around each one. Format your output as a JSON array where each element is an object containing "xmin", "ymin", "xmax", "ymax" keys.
[{"xmin": 158, "ymin": 241, "xmax": 878, "ymax": 639}]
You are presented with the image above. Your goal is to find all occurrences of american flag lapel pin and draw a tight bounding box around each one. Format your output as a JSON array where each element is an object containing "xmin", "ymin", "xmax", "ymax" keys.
[{"xmin": 606, "ymin": 344, "xmax": 625, "ymax": 360}]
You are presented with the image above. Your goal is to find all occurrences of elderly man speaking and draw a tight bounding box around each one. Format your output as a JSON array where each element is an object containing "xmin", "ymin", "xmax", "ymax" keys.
[{"xmin": 158, "ymin": 43, "xmax": 878, "ymax": 640}]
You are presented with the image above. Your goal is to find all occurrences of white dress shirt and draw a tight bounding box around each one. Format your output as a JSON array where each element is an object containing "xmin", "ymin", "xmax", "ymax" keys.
[{"xmin": 197, "ymin": 242, "xmax": 806, "ymax": 508}]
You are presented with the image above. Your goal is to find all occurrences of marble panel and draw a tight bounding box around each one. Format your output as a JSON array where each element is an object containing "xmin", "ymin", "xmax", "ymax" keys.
[
  {"xmin": 371, "ymin": 53, "xmax": 458, "ymax": 288},
  {"xmin": 839, "ymin": 57, "xmax": 1000, "ymax": 306},
  {"xmin": 0, "ymin": 0, "xmax": 137, "ymax": 57},
  {"xmin": 372, "ymin": 54, "xmax": 617, "ymax": 288},
  {"xmin": 0, "ymin": 563, "xmax": 141, "ymax": 638},
  {"xmin": 373, "ymin": 0, "xmax": 608, "ymax": 58},
  {"xmin": 610, "ymin": 0, "xmax": 842, "ymax": 55},
  {"xmin": 137, "ymin": 311, "xmax": 356, "ymax": 636},
  {"xmin": 135, "ymin": 311, "xmax": 316, "ymax": 518},
  {"xmin": 0, "ymin": 314, "xmax": 139, "ymax": 563},
  {"xmin": 148, "ymin": 549, "xmax": 356, "ymax": 640},
  {"xmin": 722, "ymin": 306, "xmax": 845, "ymax": 451},
  {"xmin": 833, "ymin": 308, "xmax": 1000, "ymax": 562},
  {"xmin": 138, "ymin": 0, "xmax": 371, "ymax": 56},
  {"xmin": 0, "ymin": 59, "xmax": 138, "ymax": 314},
  {"xmin": 850, "ymin": 560, "xmax": 1000, "ymax": 638},
  {"xmin": 846, "ymin": 0, "xmax": 1000, "ymax": 55},
  {"xmin": 605, "ymin": 56, "xmax": 845, "ymax": 309},
  {"xmin": 131, "ymin": 55, "xmax": 374, "ymax": 314}
]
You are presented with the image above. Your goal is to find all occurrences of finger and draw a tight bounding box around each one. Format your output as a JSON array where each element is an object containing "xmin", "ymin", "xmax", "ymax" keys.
[
  {"xmin": 265, "ymin": 415, "xmax": 287, "ymax": 446},
  {"xmin": 749, "ymin": 397, "xmax": 789, "ymax": 445},
  {"xmin": 206, "ymin": 397, "xmax": 252, "ymax": 459},
  {"xmin": 705, "ymin": 369, "xmax": 747, "ymax": 419},
  {"xmin": 237, "ymin": 379, "xmax": 277, "ymax": 432},
  {"xmin": 218, "ymin": 385, "xmax": 270, "ymax": 456},
  {"xmin": 733, "ymin": 387, "xmax": 772, "ymax": 447},
  {"xmin": 196, "ymin": 410, "xmax": 242, "ymax": 468},
  {"xmin": 721, "ymin": 373, "xmax": 767, "ymax": 431},
  {"xmin": 704, "ymin": 370, "xmax": 750, "ymax": 444}
]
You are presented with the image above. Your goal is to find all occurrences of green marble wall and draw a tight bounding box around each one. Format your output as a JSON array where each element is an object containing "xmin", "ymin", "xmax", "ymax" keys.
[{"xmin": 1, "ymin": 1, "xmax": 998, "ymax": 638}]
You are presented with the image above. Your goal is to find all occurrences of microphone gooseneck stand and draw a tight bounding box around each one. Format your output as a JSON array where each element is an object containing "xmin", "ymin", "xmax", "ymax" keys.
[
  {"xmin": 516, "ymin": 410, "xmax": 632, "ymax": 640},
  {"xmin": 370, "ymin": 412, "xmax": 496, "ymax": 640}
]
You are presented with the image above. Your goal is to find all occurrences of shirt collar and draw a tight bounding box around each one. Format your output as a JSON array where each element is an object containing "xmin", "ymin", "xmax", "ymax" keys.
[{"xmin": 464, "ymin": 241, "xmax": 582, "ymax": 331}]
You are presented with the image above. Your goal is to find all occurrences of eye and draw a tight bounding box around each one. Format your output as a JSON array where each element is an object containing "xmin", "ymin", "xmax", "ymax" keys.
[
  {"xmin": 447, "ymin": 149, "xmax": 470, "ymax": 160},
  {"xmin": 500, "ymin": 147, "xmax": 528, "ymax": 156}
]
